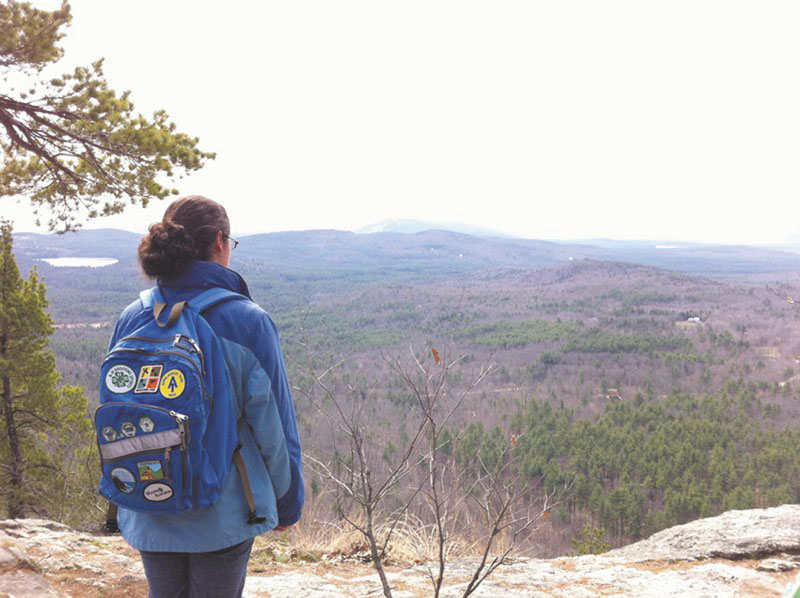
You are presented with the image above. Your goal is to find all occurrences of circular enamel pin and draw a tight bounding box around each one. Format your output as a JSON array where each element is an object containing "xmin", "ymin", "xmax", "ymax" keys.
[
  {"xmin": 102, "ymin": 426, "xmax": 117, "ymax": 442},
  {"xmin": 143, "ymin": 483, "xmax": 173, "ymax": 502},
  {"xmin": 159, "ymin": 369, "xmax": 186, "ymax": 399},
  {"xmin": 110, "ymin": 467, "xmax": 136, "ymax": 494},
  {"xmin": 139, "ymin": 417, "xmax": 155, "ymax": 433},
  {"xmin": 105, "ymin": 365, "xmax": 136, "ymax": 393},
  {"xmin": 121, "ymin": 422, "xmax": 136, "ymax": 438}
]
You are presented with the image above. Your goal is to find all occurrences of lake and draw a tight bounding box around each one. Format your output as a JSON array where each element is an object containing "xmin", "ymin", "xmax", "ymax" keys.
[{"xmin": 38, "ymin": 258, "xmax": 119, "ymax": 268}]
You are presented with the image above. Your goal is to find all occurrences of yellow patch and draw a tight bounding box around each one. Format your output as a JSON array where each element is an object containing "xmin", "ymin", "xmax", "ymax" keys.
[{"xmin": 159, "ymin": 369, "xmax": 186, "ymax": 399}]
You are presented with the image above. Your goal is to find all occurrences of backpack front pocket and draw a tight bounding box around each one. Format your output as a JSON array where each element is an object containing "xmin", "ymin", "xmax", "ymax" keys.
[{"xmin": 96, "ymin": 403, "xmax": 191, "ymax": 511}]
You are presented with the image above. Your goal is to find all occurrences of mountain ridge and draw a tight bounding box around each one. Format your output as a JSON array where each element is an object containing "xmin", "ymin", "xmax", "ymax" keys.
[{"xmin": 11, "ymin": 227, "xmax": 800, "ymax": 282}]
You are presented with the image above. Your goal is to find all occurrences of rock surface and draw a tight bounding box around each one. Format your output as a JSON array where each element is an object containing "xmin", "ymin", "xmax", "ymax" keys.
[
  {"xmin": 609, "ymin": 504, "xmax": 800, "ymax": 562},
  {"xmin": 2, "ymin": 506, "xmax": 800, "ymax": 597}
]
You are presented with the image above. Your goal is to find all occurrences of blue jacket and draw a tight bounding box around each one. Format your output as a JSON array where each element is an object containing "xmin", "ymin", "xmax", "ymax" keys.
[{"xmin": 109, "ymin": 261, "xmax": 304, "ymax": 552}]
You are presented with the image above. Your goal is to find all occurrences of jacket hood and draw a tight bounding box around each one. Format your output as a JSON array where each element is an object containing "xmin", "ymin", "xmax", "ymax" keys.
[{"xmin": 159, "ymin": 260, "xmax": 252, "ymax": 299}]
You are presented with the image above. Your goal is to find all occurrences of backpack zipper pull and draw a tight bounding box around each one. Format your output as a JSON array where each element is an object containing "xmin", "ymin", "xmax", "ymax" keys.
[
  {"xmin": 164, "ymin": 447, "xmax": 172, "ymax": 481},
  {"xmin": 172, "ymin": 334, "xmax": 205, "ymax": 376},
  {"xmin": 169, "ymin": 411, "xmax": 190, "ymax": 494},
  {"xmin": 172, "ymin": 411, "xmax": 189, "ymax": 447}
]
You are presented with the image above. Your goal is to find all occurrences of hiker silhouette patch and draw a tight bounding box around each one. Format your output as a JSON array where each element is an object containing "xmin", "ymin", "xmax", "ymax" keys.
[{"xmin": 160, "ymin": 369, "xmax": 185, "ymax": 399}]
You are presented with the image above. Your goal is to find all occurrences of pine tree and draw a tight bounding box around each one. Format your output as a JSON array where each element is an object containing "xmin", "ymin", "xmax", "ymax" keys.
[
  {"xmin": 0, "ymin": 221, "xmax": 92, "ymax": 520},
  {"xmin": 0, "ymin": 1, "xmax": 214, "ymax": 231}
]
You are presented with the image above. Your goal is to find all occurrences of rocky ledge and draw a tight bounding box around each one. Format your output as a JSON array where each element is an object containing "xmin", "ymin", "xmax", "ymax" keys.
[{"xmin": 2, "ymin": 505, "xmax": 800, "ymax": 597}]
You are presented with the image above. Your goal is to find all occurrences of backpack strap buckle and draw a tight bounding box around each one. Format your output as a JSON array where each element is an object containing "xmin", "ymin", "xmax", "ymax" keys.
[
  {"xmin": 247, "ymin": 512, "xmax": 267, "ymax": 525},
  {"xmin": 103, "ymin": 503, "xmax": 120, "ymax": 534}
]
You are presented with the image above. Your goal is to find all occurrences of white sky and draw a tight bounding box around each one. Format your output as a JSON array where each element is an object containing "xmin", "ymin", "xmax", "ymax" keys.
[{"xmin": 3, "ymin": 1, "xmax": 799, "ymax": 245}]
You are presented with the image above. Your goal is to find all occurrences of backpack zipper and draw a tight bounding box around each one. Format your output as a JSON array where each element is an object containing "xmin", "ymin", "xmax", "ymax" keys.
[{"xmin": 118, "ymin": 334, "xmax": 205, "ymax": 375}]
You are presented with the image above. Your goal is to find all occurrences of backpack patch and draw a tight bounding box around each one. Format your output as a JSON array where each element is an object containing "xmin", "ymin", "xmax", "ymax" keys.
[
  {"xmin": 106, "ymin": 365, "xmax": 136, "ymax": 393},
  {"xmin": 134, "ymin": 364, "xmax": 163, "ymax": 393},
  {"xmin": 160, "ymin": 369, "xmax": 186, "ymax": 399}
]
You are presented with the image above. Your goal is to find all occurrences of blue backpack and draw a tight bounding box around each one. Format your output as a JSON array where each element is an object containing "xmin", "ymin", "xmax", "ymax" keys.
[{"xmin": 95, "ymin": 286, "xmax": 264, "ymax": 530}]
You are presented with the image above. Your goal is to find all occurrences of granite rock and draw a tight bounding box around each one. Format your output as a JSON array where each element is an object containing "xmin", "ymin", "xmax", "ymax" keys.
[{"xmin": 2, "ymin": 506, "xmax": 800, "ymax": 597}]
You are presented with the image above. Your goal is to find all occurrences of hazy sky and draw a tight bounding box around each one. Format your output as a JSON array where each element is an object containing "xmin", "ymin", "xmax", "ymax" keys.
[{"xmin": 4, "ymin": 1, "xmax": 799, "ymax": 245}]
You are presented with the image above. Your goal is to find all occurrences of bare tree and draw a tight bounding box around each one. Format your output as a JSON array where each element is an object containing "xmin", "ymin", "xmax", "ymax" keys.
[
  {"xmin": 299, "ymin": 354, "xmax": 430, "ymax": 597},
  {"xmin": 297, "ymin": 344, "xmax": 568, "ymax": 597},
  {"xmin": 387, "ymin": 347, "xmax": 568, "ymax": 597}
]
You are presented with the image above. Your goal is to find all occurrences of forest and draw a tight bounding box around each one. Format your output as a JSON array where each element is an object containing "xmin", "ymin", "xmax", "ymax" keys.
[{"xmin": 8, "ymin": 228, "xmax": 800, "ymax": 556}]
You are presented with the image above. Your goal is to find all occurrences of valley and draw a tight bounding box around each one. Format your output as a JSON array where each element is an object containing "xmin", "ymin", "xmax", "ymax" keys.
[{"xmin": 12, "ymin": 227, "xmax": 800, "ymax": 555}]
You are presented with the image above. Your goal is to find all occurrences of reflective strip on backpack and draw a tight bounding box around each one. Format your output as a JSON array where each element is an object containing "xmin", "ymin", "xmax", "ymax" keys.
[{"xmin": 100, "ymin": 429, "xmax": 182, "ymax": 461}]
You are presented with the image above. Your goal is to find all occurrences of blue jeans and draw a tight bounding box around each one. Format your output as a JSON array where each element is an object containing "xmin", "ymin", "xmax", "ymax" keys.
[{"xmin": 139, "ymin": 538, "xmax": 254, "ymax": 598}]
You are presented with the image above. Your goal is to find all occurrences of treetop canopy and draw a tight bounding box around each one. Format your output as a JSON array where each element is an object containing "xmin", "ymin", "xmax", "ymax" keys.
[{"xmin": 0, "ymin": 1, "xmax": 215, "ymax": 232}]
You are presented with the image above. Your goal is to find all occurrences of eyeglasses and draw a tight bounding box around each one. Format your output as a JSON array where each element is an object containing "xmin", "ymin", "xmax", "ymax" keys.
[{"xmin": 223, "ymin": 233, "xmax": 239, "ymax": 250}]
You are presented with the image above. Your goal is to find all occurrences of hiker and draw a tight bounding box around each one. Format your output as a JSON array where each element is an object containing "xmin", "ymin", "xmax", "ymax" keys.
[{"xmin": 106, "ymin": 195, "xmax": 304, "ymax": 597}]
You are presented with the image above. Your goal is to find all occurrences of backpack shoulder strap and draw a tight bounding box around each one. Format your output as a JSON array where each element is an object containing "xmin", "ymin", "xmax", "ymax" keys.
[
  {"xmin": 139, "ymin": 286, "xmax": 186, "ymax": 328},
  {"xmin": 190, "ymin": 289, "xmax": 264, "ymax": 525},
  {"xmin": 190, "ymin": 288, "xmax": 247, "ymax": 314}
]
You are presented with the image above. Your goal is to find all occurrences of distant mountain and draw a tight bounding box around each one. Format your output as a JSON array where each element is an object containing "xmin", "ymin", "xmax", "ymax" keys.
[
  {"xmin": 590, "ymin": 240, "xmax": 800, "ymax": 277},
  {"xmin": 357, "ymin": 218, "xmax": 511, "ymax": 238},
  {"xmin": 11, "ymin": 227, "xmax": 800, "ymax": 283}
]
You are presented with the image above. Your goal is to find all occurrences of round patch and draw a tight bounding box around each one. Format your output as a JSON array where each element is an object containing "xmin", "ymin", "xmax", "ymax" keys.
[
  {"xmin": 105, "ymin": 365, "xmax": 136, "ymax": 393},
  {"xmin": 139, "ymin": 417, "xmax": 155, "ymax": 433},
  {"xmin": 110, "ymin": 467, "xmax": 136, "ymax": 494},
  {"xmin": 102, "ymin": 426, "xmax": 117, "ymax": 442},
  {"xmin": 121, "ymin": 422, "xmax": 136, "ymax": 438},
  {"xmin": 143, "ymin": 483, "xmax": 174, "ymax": 502},
  {"xmin": 159, "ymin": 369, "xmax": 186, "ymax": 399}
]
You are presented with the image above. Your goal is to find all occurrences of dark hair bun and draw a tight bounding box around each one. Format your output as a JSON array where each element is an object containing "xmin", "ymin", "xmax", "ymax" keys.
[
  {"xmin": 138, "ymin": 220, "xmax": 198, "ymax": 279},
  {"xmin": 137, "ymin": 196, "xmax": 230, "ymax": 280}
]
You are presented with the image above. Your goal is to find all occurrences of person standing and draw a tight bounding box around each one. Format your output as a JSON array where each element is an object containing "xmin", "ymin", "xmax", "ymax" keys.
[{"xmin": 108, "ymin": 195, "xmax": 303, "ymax": 597}]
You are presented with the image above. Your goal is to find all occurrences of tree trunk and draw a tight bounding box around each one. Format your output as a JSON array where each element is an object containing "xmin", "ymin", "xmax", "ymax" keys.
[
  {"xmin": 365, "ymin": 508, "xmax": 393, "ymax": 598},
  {"xmin": 1, "ymin": 331, "xmax": 24, "ymax": 519}
]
